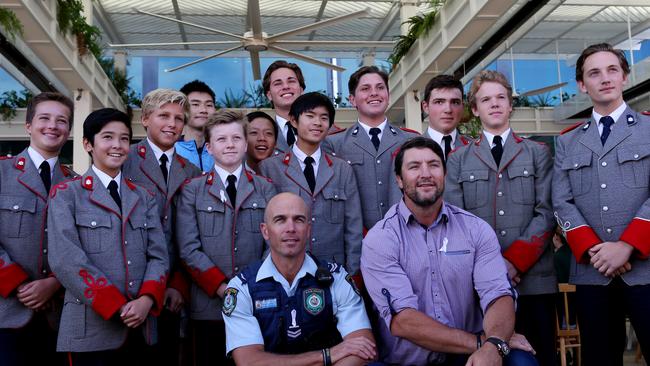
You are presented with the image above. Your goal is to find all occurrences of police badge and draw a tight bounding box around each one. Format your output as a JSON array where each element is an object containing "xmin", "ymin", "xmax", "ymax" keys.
[
  {"xmin": 303, "ymin": 288, "xmax": 325, "ymax": 315},
  {"xmin": 222, "ymin": 288, "xmax": 239, "ymax": 316}
]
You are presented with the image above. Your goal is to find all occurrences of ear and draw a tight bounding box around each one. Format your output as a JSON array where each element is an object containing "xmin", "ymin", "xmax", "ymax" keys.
[
  {"xmin": 82, "ymin": 137, "xmax": 93, "ymax": 153},
  {"xmin": 260, "ymin": 222, "xmax": 269, "ymax": 241},
  {"xmin": 471, "ymin": 105, "xmax": 480, "ymax": 118},
  {"xmin": 348, "ymin": 94, "xmax": 357, "ymax": 108},
  {"xmin": 266, "ymin": 90, "xmax": 273, "ymax": 102},
  {"xmin": 421, "ymin": 100, "xmax": 430, "ymax": 115},
  {"xmin": 577, "ymin": 80, "xmax": 587, "ymax": 94},
  {"xmin": 396, "ymin": 174, "xmax": 404, "ymax": 190},
  {"xmin": 25, "ymin": 122, "xmax": 32, "ymax": 135},
  {"xmin": 289, "ymin": 116, "xmax": 299, "ymax": 129}
]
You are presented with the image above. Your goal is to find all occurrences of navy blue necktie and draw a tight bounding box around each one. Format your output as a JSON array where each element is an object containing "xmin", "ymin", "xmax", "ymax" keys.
[
  {"xmin": 491, "ymin": 135, "xmax": 503, "ymax": 167},
  {"xmin": 108, "ymin": 180, "xmax": 121, "ymax": 211},
  {"xmin": 369, "ymin": 128, "xmax": 381, "ymax": 151},
  {"xmin": 600, "ymin": 116, "xmax": 614, "ymax": 145},
  {"xmin": 303, "ymin": 156, "xmax": 316, "ymax": 193}
]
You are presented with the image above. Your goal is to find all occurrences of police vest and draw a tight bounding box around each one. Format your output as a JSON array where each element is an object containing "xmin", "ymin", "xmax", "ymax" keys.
[{"xmin": 239, "ymin": 257, "xmax": 343, "ymax": 354}]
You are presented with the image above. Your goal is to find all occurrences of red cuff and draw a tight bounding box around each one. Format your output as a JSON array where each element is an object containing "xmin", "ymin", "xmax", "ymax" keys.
[
  {"xmin": 0, "ymin": 263, "xmax": 29, "ymax": 298},
  {"xmin": 566, "ymin": 226, "xmax": 601, "ymax": 263},
  {"xmin": 502, "ymin": 233, "xmax": 550, "ymax": 273},
  {"xmin": 91, "ymin": 285, "xmax": 127, "ymax": 320},
  {"xmin": 139, "ymin": 280, "xmax": 166, "ymax": 316},
  {"xmin": 168, "ymin": 270, "xmax": 190, "ymax": 302},
  {"xmin": 191, "ymin": 266, "xmax": 227, "ymax": 297},
  {"xmin": 620, "ymin": 218, "xmax": 650, "ymax": 259}
]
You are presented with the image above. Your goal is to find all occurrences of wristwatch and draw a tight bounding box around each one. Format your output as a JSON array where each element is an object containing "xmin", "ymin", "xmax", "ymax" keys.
[{"xmin": 485, "ymin": 337, "xmax": 510, "ymax": 358}]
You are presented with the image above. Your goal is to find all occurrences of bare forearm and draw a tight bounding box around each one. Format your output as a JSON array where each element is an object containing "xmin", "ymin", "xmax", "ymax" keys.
[
  {"xmin": 334, "ymin": 355, "xmax": 366, "ymax": 366},
  {"xmin": 233, "ymin": 346, "xmax": 323, "ymax": 366},
  {"xmin": 483, "ymin": 296, "xmax": 515, "ymax": 341},
  {"xmin": 391, "ymin": 308, "xmax": 476, "ymax": 354}
]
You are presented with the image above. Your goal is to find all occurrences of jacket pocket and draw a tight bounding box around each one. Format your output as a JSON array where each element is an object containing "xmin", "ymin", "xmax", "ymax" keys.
[
  {"xmin": 240, "ymin": 199, "xmax": 266, "ymax": 233},
  {"xmin": 617, "ymin": 144, "xmax": 650, "ymax": 188},
  {"xmin": 75, "ymin": 213, "xmax": 112, "ymax": 254},
  {"xmin": 507, "ymin": 164, "xmax": 536, "ymax": 205},
  {"xmin": 0, "ymin": 195, "xmax": 37, "ymax": 238},
  {"xmin": 322, "ymin": 188, "xmax": 347, "ymax": 224},
  {"xmin": 197, "ymin": 201, "xmax": 225, "ymax": 237},
  {"xmin": 458, "ymin": 169, "xmax": 489, "ymax": 209},
  {"xmin": 560, "ymin": 153, "xmax": 592, "ymax": 196}
]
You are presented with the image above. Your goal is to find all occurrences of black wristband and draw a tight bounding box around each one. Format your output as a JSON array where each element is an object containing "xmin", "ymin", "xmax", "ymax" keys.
[
  {"xmin": 322, "ymin": 348, "xmax": 332, "ymax": 366},
  {"xmin": 476, "ymin": 333, "xmax": 482, "ymax": 350}
]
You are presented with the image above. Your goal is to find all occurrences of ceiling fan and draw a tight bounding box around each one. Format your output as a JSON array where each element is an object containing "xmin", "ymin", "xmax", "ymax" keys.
[{"xmin": 108, "ymin": 0, "xmax": 394, "ymax": 80}]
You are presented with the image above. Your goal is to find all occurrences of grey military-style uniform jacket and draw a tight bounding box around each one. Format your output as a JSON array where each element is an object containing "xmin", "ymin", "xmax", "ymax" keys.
[
  {"xmin": 445, "ymin": 131, "xmax": 556, "ymax": 295},
  {"xmin": 122, "ymin": 140, "xmax": 201, "ymax": 293},
  {"xmin": 48, "ymin": 169, "xmax": 169, "ymax": 352},
  {"xmin": 176, "ymin": 168, "xmax": 276, "ymax": 320},
  {"xmin": 259, "ymin": 151, "xmax": 363, "ymax": 274},
  {"xmin": 553, "ymin": 108, "xmax": 650, "ymax": 286},
  {"xmin": 323, "ymin": 122, "xmax": 418, "ymax": 231},
  {"xmin": 423, "ymin": 128, "xmax": 473, "ymax": 153},
  {"xmin": 0, "ymin": 149, "xmax": 77, "ymax": 328}
]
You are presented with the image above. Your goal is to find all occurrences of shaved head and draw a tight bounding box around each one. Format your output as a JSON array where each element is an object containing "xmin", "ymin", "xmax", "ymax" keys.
[
  {"xmin": 264, "ymin": 192, "xmax": 309, "ymax": 223},
  {"xmin": 262, "ymin": 192, "xmax": 311, "ymax": 260}
]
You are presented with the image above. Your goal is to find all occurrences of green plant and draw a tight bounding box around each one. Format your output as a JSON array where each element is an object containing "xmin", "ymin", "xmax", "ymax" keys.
[
  {"xmin": 0, "ymin": 7, "xmax": 23, "ymax": 40},
  {"xmin": 0, "ymin": 89, "xmax": 33, "ymax": 121},
  {"xmin": 56, "ymin": 0, "xmax": 102, "ymax": 58},
  {"xmin": 218, "ymin": 89, "xmax": 251, "ymax": 108},
  {"xmin": 244, "ymin": 83, "xmax": 272, "ymax": 108},
  {"xmin": 530, "ymin": 93, "xmax": 553, "ymax": 107},
  {"xmin": 98, "ymin": 58, "xmax": 141, "ymax": 107},
  {"xmin": 388, "ymin": 0, "xmax": 445, "ymax": 68},
  {"xmin": 457, "ymin": 103, "xmax": 482, "ymax": 139}
]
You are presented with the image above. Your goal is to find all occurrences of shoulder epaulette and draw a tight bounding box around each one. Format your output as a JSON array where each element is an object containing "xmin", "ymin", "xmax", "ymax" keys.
[
  {"xmin": 642, "ymin": 111, "xmax": 650, "ymax": 116},
  {"xmin": 175, "ymin": 154, "xmax": 187, "ymax": 168},
  {"xmin": 253, "ymin": 171, "xmax": 273, "ymax": 183},
  {"xmin": 560, "ymin": 122, "xmax": 584, "ymax": 135},
  {"xmin": 0, "ymin": 155, "xmax": 13, "ymax": 161},
  {"xmin": 50, "ymin": 176, "xmax": 82, "ymax": 198},
  {"xmin": 400, "ymin": 127, "xmax": 420, "ymax": 135},
  {"xmin": 327, "ymin": 262, "xmax": 342, "ymax": 274},
  {"xmin": 60, "ymin": 164, "xmax": 75, "ymax": 177},
  {"xmin": 459, "ymin": 135, "xmax": 471, "ymax": 146},
  {"xmin": 328, "ymin": 127, "xmax": 347, "ymax": 136}
]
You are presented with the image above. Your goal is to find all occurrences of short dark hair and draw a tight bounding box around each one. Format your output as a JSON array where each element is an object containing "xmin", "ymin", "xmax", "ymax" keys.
[
  {"xmin": 348, "ymin": 66, "xmax": 389, "ymax": 95},
  {"xmin": 83, "ymin": 108, "xmax": 132, "ymax": 146},
  {"xmin": 423, "ymin": 75, "xmax": 464, "ymax": 103},
  {"xmin": 26, "ymin": 92, "xmax": 74, "ymax": 129},
  {"xmin": 246, "ymin": 111, "xmax": 278, "ymax": 141},
  {"xmin": 289, "ymin": 92, "xmax": 335, "ymax": 127},
  {"xmin": 576, "ymin": 43, "xmax": 630, "ymax": 82},
  {"xmin": 394, "ymin": 136, "xmax": 446, "ymax": 178},
  {"xmin": 180, "ymin": 80, "xmax": 215, "ymax": 102},
  {"xmin": 262, "ymin": 60, "xmax": 306, "ymax": 94},
  {"xmin": 204, "ymin": 109, "xmax": 247, "ymax": 142}
]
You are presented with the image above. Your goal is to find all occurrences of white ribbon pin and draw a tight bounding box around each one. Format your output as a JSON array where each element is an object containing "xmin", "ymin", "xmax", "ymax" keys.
[{"xmin": 439, "ymin": 237, "xmax": 448, "ymax": 253}]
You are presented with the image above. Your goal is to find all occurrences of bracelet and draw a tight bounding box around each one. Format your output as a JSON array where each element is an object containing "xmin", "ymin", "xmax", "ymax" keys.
[
  {"xmin": 476, "ymin": 333, "xmax": 482, "ymax": 350},
  {"xmin": 322, "ymin": 348, "xmax": 332, "ymax": 366}
]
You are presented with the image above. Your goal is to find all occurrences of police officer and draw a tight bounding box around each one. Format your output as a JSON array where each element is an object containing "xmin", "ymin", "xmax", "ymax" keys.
[
  {"xmin": 223, "ymin": 192, "xmax": 375, "ymax": 365},
  {"xmin": 445, "ymin": 70, "xmax": 556, "ymax": 365},
  {"xmin": 553, "ymin": 43, "xmax": 650, "ymax": 365},
  {"xmin": 421, "ymin": 75, "xmax": 472, "ymax": 159},
  {"xmin": 324, "ymin": 66, "xmax": 418, "ymax": 232},
  {"xmin": 0, "ymin": 92, "xmax": 77, "ymax": 366}
]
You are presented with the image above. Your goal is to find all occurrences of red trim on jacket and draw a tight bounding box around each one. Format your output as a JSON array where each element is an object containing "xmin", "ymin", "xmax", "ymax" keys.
[
  {"xmin": 560, "ymin": 122, "xmax": 584, "ymax": 135},
  {"xmin": 620, "ymin": 218, "xmax": 650, "ymax": 259},
  {"xmin": 188, "ymin": 266, "xmax": 227, "ymax": 297},
  {"xmin": 79, "ymin": 269, "xmax": 127, "ymax": 320},
  {"xmin": 502, "ymin": 232, "xmax": 551, "ymax": 273},
  {"xmin": 0, "ymin": 261, "xmax": 29, "ymax": 298},
  {"xmin": 138, "ymin": 275, "xmax": 167, "ymax": 316},
  {"xmin": 566, "ymin": 226, "xmax": 601, "ymax": 263},
  {"xmin": 168, "ymin": 270, "xmax": 190, "ymax": 302}
]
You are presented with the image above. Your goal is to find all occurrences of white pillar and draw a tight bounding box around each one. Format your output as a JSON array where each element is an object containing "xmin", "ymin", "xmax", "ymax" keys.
[
  {"xmin": 399, "ymin": 0, "xmax": 418, "ymax": 35},
  {"xmin": 404, "ymin": 90, "xmax": 422, "ymax": 132},
  {"xmin": 113, "ymin": 50, "xmax": 128, "ymax": 73},
  {"xmin": 362, "ymin": 52, "xmax": 375, "ymax": 66},
  {"xmin": 82, "ymin": 0, "xmax": 93, "ymax": 24},
  {"xmin": 73, "ymin": 89, "xmax": 92, "ymax": 173}
]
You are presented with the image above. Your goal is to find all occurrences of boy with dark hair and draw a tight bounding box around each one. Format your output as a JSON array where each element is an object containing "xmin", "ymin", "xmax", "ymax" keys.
[
  {"xmin": 48, "ymin": 108, "xmax": 169, "ymax": 364},
  {"xmin": 176, "ymin": 109, "xmax": 276, "ymax": 365},
  {"xmin": 553, "ymin": 42, "xmax": 650, "ymax": 365},
  {"xmin": 325, "ymin": 65, "xmax": 418, "ymax": 231},
  {"xmin": 260, "ymin": 92, "xmax": 363, "ymax": 277},
  {"xmin": 122, "ymin": 88, "xmax": 201, "ymax": 365},
  {"xmin": 262, "ymin": 60, "xmax": 306, "ymax": 154},
  {"xmin": 176, "ymin": 80, "xmax": 217, "ymax": 171},
  {"xmin": 0, "ymin": 92, "xmax": 77, "ymax": 366},
  {"xmin": 421, "ymin": 74, "xmax": 472, "ymax": 160},
  {"xmin": 245, "ymin": 111, "xmax": 277, "ymax": 174}
]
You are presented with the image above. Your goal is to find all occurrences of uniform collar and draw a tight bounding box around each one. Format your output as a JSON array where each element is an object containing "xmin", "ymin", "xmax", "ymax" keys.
[
  {"xmin": 426, "ymin": 127, "xmax": 457, "ymax": 146},
  {"xmin": 146, "ymin": 138, "xmax": 175, "ymax": 163},
  {"xmin": 27, "ymin": 146, "xmax": 57, "ymax": 175},
  {"xmin": 292, "ymin": 144, "xmax": 321, "ymax": 166},
  {"xmin": 358, "ymin": 119, "xmax": 387, "ymax": 137},
  {"xmin": 213, "ymin": 164, "xmax": 242, "ymax": 187},
  {"xmin": 483, "ymin": 128, "xmax": 511, "ymax": 147},
  {"xmin": 257, "ymin": 254, "xmax": 318, "ymax": 293},
  {"xmin": 91, "ymin": 164, "xmax": 121, "ymax": 191},
  {"xmin": 592, "ymin": 102, "xmax": 627, "ymax": 126}
]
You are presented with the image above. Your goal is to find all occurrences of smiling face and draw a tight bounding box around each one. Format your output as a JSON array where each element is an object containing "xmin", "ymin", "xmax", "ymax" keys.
[
  {"xmin": 291, "ymin": 106, "xmax": 330, "ymax": 152},
  {"xmin": 262, "ymin": 193, "xmax": 310, "ymax": 261},
  {"xmin": 26, "ymin": 101, "xmax": 71, "ymax": 159},
  {"xmin": 142, "ymin": 102, "xmax": 185, "ymax": 151},
  {"xmin": 422, "ymin": 88, "xmax": 464, "ymax": 135},
  {"xmin": 349, "ymin": 73, "xmax": 389, "ymax": 124},
  {"xmin": 186, "ymin": 91, "xmax": 216, "ymax": 129},
  {"xmin": 471, "ymin": 81, "xmax": 512, "ymax": 134},
  {"xmin": 206, "ymin": 121, "xmax": 247, "ymax": 172},
  {"xmin": 578, "ymin": 51, "xmax": 627, "ymax": 113},
  {"xmin": 84, "ymin": 121, "xmax": 130, "ymax": 178},
  {"xmin": 397, "ymin": 147, "xmax": 445, "ymax": 208},
  {"xmin": 247, "ymin": 117, "xmax": 276, "ymax": 164},
  {"xmin": 266, "ymin": 67, "xmax": 304, "ymax": 113}
]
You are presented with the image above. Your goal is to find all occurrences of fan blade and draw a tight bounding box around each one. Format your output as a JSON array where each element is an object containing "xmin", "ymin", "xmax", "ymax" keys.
[
  {"xmin": 135, "ymin": 8, "xmax": 246, "ymax": 40},
  {"xmin": 165, "ymin": 45, "xmax": 243, "ymax": 72},
  {"xmin": 268, "ymin": 46, "xmax": 345, "ymax": 72},
  {"xmin": 248, "ymin": 0, "xmax": 263, "ymax": 39},
  {"xmin": 521, "ymin": 82, "xmax": 568, "ymax": 97},
  {"xmin": 250, "ymin": 49, "xmax": 262, "ymax": 80},
  {"xmin": 268, "ymin": 8, "xmax": 370, "ymax": 41},
  {"xmin": 273, "ymin": 40, "xmax": 393, "ymax": 48},
  {"xmin": 109, "ymin": 41, "xmax": 241, "ymax": 48}
]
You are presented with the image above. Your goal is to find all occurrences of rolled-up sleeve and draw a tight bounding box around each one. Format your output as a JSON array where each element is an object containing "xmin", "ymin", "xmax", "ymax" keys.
[
  {"xmin": 472, "ymin": 219, "xmax": 515, "ymax": 313},
  {"xmin": 361, "ymin": 225, "xmax": 418, "ymax": 329}
]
